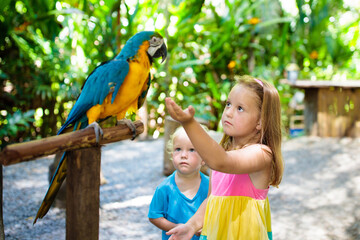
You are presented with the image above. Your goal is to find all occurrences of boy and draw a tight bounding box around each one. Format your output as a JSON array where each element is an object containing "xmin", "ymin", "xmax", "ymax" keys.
[{"xmin": 148, "ymin": 126, "xmax": 209, "ymax": 240}]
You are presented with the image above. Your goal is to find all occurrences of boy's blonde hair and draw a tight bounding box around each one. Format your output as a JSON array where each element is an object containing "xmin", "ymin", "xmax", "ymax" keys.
[
  {"xmin": 167, "ymin": 125, "xmax": 208, "ymax": 161},
  {"xmin": 219, "ymin": 75, "xmax": 284, "ymax": 187}
]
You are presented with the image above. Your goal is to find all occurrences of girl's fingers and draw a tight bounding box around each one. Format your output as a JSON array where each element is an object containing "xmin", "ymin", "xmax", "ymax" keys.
[
  {"xmin": 165, "ymin": 98, "xmax": 177, "ymax": 112},
  {"xmin": 165, "ymin": 98, "xmax": 184, "ymax": 119},
  {"xmin": 188, "ymin": 105, "xmax": 195, "ymax": 116},
  {"xmin": 165, "ymin": 98, "xmax": 176, "ymax": 116},
  {"xmin": 165, "ymin": 97, "xmax": 174, "ymax": 108},
  {"xmin": 166, "ymin": 228, "xmax": 176, "ymax": 235},
  {"xmin": 166, "ymin": 231, "xmax": 175, "ymax": 240},
  {"xmin": 165, "ymin": 97, "xmax": 195, "ymax": 122}
]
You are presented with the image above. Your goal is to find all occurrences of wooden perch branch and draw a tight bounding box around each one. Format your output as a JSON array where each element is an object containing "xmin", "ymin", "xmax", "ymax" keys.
[{"xmin": 0, "ymin": 120, "xmax": 144, "ymax": 166}]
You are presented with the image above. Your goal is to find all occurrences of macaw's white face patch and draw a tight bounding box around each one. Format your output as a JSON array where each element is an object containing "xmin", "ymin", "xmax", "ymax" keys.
[{"xmin": 147, "ymin": 37, "xmax": 164, "ymax": 56}]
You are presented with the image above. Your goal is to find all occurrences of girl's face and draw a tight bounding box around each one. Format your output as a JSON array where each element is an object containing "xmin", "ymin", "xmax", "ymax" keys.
[
  {"xmin": 172, "ymin": 132, "xmax": 203, "ymax": 176},
  {"xmin": 221, "ymin": 84, "xmax": 261, "ymax": 145}
]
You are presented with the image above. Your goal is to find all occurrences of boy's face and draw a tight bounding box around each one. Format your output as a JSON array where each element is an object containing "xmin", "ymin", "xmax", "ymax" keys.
[{"xmin": 172, "ymin": 132, "xmax": 203, "ymax": 176}]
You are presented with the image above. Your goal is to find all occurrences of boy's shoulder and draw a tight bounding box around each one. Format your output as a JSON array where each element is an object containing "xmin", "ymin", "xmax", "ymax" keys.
[
  {"xmin": 156, "ymin": 171, "xmax": 176, "ymax": 190},
  {"xmin": 200, "ymin": 172, "xmax": 210, "ymax": 184},
  {"xmin": 156, "ymin": 171, "xmax": 208, "ymax": 191}
]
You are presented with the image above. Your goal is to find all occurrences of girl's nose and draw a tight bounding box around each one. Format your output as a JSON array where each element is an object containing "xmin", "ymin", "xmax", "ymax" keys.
[{"xmin": 224, "ymin": 107, "xmax": 233, "ymax": 117}]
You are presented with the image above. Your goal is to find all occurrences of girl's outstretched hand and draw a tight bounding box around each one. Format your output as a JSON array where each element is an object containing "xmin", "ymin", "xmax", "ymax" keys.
[
  {"xmin": 166, "ymin": 223, "xmax": 197, "ymax": 240},
  {"xmin": 165, "ymin": 98, "xmax": 195, "ymax": 124}
]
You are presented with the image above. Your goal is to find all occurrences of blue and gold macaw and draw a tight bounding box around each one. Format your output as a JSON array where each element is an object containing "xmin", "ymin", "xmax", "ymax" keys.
[{"xmin": 33, "ymin": 31, "xmax": 167, "ymax": 224}]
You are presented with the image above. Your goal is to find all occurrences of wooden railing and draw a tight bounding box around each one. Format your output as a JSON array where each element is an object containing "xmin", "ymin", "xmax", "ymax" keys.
[{"xmin": 0, "ymin": 121, "xmax": 144, "ymax": 240}]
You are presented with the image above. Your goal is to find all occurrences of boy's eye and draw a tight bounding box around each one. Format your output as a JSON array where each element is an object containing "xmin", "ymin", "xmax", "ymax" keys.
[
  {"xmin": 237, "ymin": 106, "xmax": 243, "ymax": 112},
  {"xmin": 226, "ymin": 102, "xmax": 231, "ymax": 107},
  {"xmin": 174, "ymin": 148, "xmax": 181, "ymax": 152},
  {"xmin": 189, "ymin": 148, "xmax": 196, "ymax": 153}
]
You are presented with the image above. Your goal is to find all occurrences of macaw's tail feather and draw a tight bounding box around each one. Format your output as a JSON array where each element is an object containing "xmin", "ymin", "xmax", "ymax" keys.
[{"xmin": 33, "ymin": 152, "xmax": 68, "ymax": 224}]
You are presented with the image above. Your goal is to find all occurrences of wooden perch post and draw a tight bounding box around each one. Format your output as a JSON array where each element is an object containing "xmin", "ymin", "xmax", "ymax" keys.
[
  {"xmin": 0, "ymin": 120, "xmax": 144, "ymax": 240},
  {"xmin": 66, "ymin": 147, "xmax": 101, "ymax": 240},
  {"xmin": 0, "ymin": 120, "xmax": 144, "ymax": 166}
]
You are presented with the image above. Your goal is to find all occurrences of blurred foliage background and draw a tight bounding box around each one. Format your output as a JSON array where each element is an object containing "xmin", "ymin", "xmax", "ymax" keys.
[{"xmin": 0, "ymin": 0, "xmax": 359, "ymax": 148}]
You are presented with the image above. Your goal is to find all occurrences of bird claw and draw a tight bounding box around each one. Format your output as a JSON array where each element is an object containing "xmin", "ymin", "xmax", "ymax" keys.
[
  {"xmin": 87, "ymin": 122, "xmax": 104, "ymax": 143},
  {"xmin": 117, "ymin": 119, "xmax": 137, "ymax": 140}
]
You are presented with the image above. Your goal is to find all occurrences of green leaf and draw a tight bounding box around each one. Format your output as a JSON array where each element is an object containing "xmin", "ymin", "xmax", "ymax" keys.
[
  {"xmin": 256, "ymin": 17, "xmax": 293, "ymax": 29},
  {"xmin": 172, "ymin": 59, "xmax": 207, "ymax": 69}
]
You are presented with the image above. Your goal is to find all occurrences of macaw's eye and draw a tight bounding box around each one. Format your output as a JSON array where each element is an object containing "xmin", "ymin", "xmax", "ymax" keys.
[{"xmin": 152, "ymin": 37, "xmax": 158, "ymax": 43}]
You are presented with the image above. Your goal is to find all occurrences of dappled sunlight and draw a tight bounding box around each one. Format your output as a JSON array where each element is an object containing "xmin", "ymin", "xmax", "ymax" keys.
[
  {"xmin": 3, "ymin": 139, "xmax": 165, "ymax": 239},
  {"xmin": 102, "ymin": 148, "xmax": 143, "ymax": 162},
  {"xmin": 13, "ymin": 179, "xmax": 48, "ymax": 190},
  {"xmin": 332, "ymin": 153, "xmax": 358, "ymax": 173},
  {"xmin": 102, "ymin": 165, "xmax": 128, "ymax": 175},
  {"xmin": 304, "ymin": 188, "xmax": 348, "ymax": 209},
  {"xmin": 101, "ymin": 140, "xmax": 164, "ymax": 163},
  {"xmin": 349, "ymin": 176, "xmax": 360, "ymax": 192},
  {"xmin": 270, "ymin": 137, "xmax": 360, "ymax": 239},
  {"xmin": 102, "ymin": 195, "xmax": 152, "ymax": 210},
  {"xmin": 3, "ymin": 137, "xmax": 359, "ymax": 239},
  {"xmin": 101, "ymin": 183, "xmax": 126, "ymax": 191}
]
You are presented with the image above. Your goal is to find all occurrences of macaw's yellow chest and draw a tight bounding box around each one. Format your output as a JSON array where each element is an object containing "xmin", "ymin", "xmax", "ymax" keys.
[
  {"xmin": 101, "ymin": 61, "xmax": 150, "ymax": 119},
  {"xmin": 86, "ymin": 47, "xmax": 151, "ymax": 123}
]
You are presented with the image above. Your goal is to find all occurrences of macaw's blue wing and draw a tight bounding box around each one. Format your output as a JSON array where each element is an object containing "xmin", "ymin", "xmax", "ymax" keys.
[{"xmin": 57, "ymin": 59, "xmax": 130, "ymax": 134}]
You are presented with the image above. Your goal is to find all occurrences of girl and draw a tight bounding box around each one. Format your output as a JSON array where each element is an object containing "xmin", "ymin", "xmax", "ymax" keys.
[
  {"xmin": 165, "ymin": 75, "xmax": 284, "ymax": 240},
  {"xmin": 148, "ymin": 126, "xmax": 209, "ymax": 240}
]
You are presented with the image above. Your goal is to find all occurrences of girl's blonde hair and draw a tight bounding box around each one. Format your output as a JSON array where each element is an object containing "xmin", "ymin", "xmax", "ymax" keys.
[
  {"xmin": 219, "ymin": 75, "xmax": 284, "ymax": 187},
  {"xmin": 167, "ymin": 125, "xmax": 208, "ymax": 161}
]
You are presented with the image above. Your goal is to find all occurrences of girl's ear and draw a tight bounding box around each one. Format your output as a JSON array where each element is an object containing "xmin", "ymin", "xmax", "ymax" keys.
[{"xmin": 256, "ymin": 121, "xmax": 261, "ymax": 131}]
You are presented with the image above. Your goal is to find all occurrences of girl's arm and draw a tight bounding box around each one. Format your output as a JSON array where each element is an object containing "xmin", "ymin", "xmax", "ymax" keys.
[
  {"xmin": 165, "ymin": 98, "xmax": 272, "ymax": 174},
  {"xmin": 149, "ymin": 217, "xmax": 179, "ymax": 232}
]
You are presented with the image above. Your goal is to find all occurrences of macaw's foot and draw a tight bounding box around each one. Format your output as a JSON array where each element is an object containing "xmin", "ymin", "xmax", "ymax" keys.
[
  {"xmin": 87, "ymin": 122, "xmax": 104, "ymax": 143},
  {"xmin": 117, "ymin": 119, "xmax": 137, "ymax": 140}
]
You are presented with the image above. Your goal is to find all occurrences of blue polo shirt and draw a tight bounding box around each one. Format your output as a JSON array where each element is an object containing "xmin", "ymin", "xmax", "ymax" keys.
[{"xmin": 148, "ymin": 171, "xmax": 209, "ymax": 240}]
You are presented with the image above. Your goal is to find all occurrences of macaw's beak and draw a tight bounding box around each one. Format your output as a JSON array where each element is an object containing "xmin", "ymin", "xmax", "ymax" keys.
[{"xmin": 153, "ymin": 42, "xmax": 167, "ymax": 63}]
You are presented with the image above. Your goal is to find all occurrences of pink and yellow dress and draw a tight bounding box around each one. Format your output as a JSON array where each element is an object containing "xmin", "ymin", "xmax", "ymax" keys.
[{"xmin": 200, "ymin": 170, "xmax": 272, "ymax": 240}]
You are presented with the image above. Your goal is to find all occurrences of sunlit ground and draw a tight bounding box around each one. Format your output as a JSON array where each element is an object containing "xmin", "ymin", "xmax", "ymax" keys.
[{"xmin": 3, "ymin": 137, "xmax": 360, "ymax": 239}]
